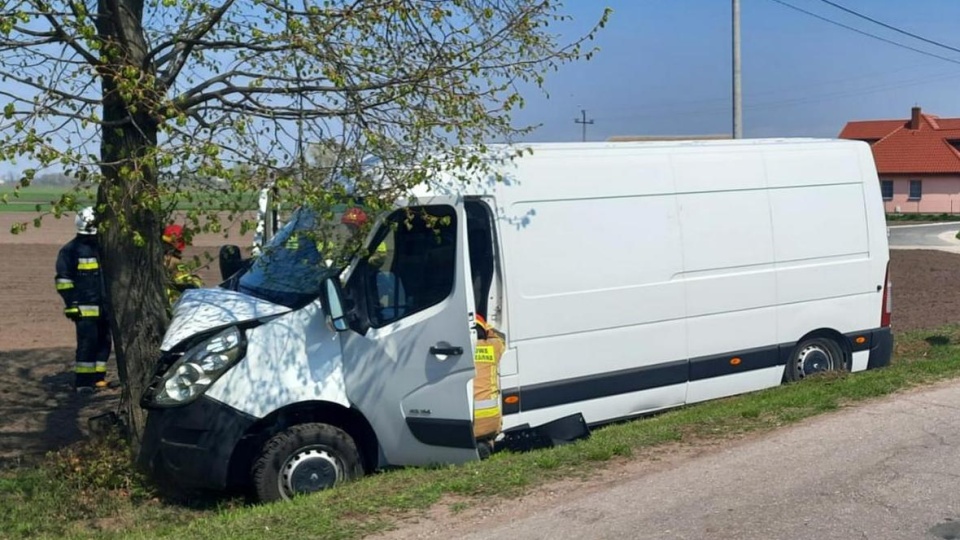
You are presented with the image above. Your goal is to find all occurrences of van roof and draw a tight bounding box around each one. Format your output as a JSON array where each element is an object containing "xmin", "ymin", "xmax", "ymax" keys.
[
  {"xmin": 484, "ymin": 137, "xmax": 855, "ymax": 152},
  {"xmin": 403, "ymin": 137, "xmax": 870, "ymax": 199}
]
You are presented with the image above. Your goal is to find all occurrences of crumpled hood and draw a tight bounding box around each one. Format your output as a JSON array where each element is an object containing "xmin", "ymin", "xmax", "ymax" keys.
[{"xmin": 161, "ymin": 288, "xmax": 292, "ymax": 351}]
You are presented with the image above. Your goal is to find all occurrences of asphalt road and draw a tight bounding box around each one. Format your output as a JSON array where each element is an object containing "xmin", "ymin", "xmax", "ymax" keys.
[
  {"xmin": 889, "ymin": 222, "xmax": 960, "ymax": 251},
  {"xmin": 382, "ymin": 380, "xmax": 960, "ymax": 540}
]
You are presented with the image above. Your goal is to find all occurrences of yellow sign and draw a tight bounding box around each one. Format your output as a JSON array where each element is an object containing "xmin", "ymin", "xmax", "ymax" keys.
[{"xmin": 475, "ymin": 345, "xmax": 496, "ymax": 364}]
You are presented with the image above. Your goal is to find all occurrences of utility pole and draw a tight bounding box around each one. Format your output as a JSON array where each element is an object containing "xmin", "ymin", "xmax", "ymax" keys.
[
  {"xmin": 732, "ymin": 0, "xmax": 743, "ymax": 139},
  {"xmin": 574, "ymin": 109, "xmax": 594, "ymax": 142}
]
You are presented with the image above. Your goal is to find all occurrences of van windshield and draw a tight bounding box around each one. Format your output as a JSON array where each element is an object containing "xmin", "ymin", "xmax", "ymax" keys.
[{"xmin": 237, "ymin": 207, "xmax": 345, "ymax": 309}]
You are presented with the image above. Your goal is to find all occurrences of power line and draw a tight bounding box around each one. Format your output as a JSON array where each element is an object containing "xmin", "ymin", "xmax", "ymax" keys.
[
  {"xmin": 815, "ymin": 0, "xmax": 960, "ymax": 56},
  {"xmin": 597, "ymin": 69, "xmax": 960, "ymax": 121},
  {"xmin": 596, "ymin": 68, "xmax": 960, "ymax": 124},
  {"xmin": 592, "ymin": 61, "xmax": 944, "ymax": 119},
  {"xmin": 767, "ymin": 0, "xmax": 960, "ymax": 66}
]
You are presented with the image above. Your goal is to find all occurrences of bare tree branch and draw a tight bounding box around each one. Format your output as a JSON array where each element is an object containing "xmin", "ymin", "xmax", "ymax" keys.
[
  {"xmin": 28, "ymin": 0, "xmax": 100, "ymax": 65},
  {"xmin": 157, "ymin": 0, "xmax": 235, "ymax": 88}
]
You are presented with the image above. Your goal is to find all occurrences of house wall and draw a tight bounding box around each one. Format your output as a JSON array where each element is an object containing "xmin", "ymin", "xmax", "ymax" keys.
[{"xmin": 881, "ymin": 175, "xmax": 960, "ymax": 214}]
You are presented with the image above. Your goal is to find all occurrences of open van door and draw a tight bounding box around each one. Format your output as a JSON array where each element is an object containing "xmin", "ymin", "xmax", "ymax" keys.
[{"xmin": 336, "ymin": 200, "xmax": 479, "ymax": 466}]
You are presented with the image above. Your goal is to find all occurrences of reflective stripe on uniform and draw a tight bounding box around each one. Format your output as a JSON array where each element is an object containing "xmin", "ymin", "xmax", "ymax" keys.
[
  {"xmin": 78, "ymin": 305, "xmax": 100, "ymax": 317},
  {"xmin": 475, "ymin": 398, "xmax": 499, "ymax": 410},
  {"xmin": 475, "ymin": 407, "xmax": 502, "ymax": 419},
  {"xmin": 77, "ymin": 257, "xmax": 99, "ymax": 270},
  {"xmin": 76, "ymin": 362, "xmax": 96, "ymax": 374},
  {"xmin": 95, "ymin": 362, "xmax": 107, "ymax": 373},
  {"xmin": 474, "ymin": 399, "xmax": 501, "ymax": 419},
  {"xmin": 56, "ymin": 278, "xmax": 74, "ymax": 290}
]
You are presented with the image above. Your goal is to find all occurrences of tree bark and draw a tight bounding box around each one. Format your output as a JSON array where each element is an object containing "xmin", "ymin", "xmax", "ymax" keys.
[{"xmin": 96, "ymin": 0, "xmax": 168, "ymax": 454}]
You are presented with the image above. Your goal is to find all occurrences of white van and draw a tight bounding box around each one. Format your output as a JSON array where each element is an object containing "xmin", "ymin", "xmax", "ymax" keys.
[{"xmin": 138, "ymin": 138, "xmax": 893, "ymax": 502}]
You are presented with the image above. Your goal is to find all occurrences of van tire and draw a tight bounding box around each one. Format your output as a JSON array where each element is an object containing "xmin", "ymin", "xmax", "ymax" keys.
[
  {"xmin": 783, "ymin": 336, "xmax": 846, "ymax": 382},
  {"xmin": 251, "ymin": 423, "xmax": 363, "ymax": 503}
]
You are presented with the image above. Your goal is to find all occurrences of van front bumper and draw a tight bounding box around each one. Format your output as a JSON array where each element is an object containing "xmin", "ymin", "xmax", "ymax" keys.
[{"xmin": 137, "ymin": 395, "xmax": 255, "ymax": 491}]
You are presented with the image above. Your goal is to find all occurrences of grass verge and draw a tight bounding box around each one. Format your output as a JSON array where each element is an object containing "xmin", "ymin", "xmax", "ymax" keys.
[
  {"xmin": 886, "ymin": 212, "xmax": 960, "ymax": 223},
  {"xmin": 3, "ymin": 326, "xmax": 960, "ymax": 539}
]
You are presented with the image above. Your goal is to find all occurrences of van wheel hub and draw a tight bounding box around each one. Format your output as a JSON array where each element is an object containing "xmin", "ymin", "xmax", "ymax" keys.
[
  {"xmin": 798, "ymin": 345, "xmax": 833, "ymax": 377},
  {"xmin": 280, "ymin": 447, "xmax": 342, "ymax": 496}
]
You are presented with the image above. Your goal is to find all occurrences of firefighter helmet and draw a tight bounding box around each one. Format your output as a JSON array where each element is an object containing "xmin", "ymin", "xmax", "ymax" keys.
[
  {"xmin": 75, "ymin": 206, "xmax": 97, "ymax": 235},
  {"xmin": 162, "ymin": 224, "xmax": 186, "ymax": 252},
  {"xmin": 340, "ymin": 207, "xmax": 368, "ymax": 227}
]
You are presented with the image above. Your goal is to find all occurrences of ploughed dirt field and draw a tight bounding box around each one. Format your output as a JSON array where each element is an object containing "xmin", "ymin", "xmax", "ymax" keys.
[
  {"xmin": 0, "ymin": 212, "xmax": 251, "ymax": 465},
  {"xmin": 1, "ymin": 211, "xmax": 959, "ymax": 465}
]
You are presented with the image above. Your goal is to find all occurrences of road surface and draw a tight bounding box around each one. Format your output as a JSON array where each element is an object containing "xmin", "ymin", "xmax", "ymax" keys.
[
  {"xmin": 378, "ymin": 379, "xmax": 960, "ymax": 540},
  {"xmin": 889, "ymin": 222, "xmax": 960, "ymax": 252}
]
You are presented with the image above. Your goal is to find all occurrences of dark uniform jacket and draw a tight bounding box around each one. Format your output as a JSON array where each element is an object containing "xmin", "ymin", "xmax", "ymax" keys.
[{"xmin": 55, "ymin": 235, "xmax": 105, "ymax": 318}]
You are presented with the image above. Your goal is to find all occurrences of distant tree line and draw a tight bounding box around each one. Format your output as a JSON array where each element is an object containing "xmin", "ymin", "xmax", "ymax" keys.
[{"xmin": 1, "ymin": 170, "xmax": 77, "ymax": 187}]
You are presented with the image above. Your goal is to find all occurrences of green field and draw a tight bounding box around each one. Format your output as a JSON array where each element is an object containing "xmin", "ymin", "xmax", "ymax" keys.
[
  {"xmin": 0, "ymin": 185, "xmax": 90, "ymax": 212},
  {"xmin": 0, "ymin": 185, "xmax": 257, "ymax": 213}
]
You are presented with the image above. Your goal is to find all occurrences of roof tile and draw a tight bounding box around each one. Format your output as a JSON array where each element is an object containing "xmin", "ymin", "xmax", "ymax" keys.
[{"xmin": 840, "ymin": 111, "xmax": 960, "ymax": 174}]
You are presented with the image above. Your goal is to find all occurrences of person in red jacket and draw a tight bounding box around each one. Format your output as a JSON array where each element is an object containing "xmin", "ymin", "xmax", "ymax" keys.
[
  {"xmin": 162, "ymin": 224, "xmax": 203, "ymax": 306},
  {"xmin": 55, "ymin": 206, "xmax": 111, "ymax": 393}
]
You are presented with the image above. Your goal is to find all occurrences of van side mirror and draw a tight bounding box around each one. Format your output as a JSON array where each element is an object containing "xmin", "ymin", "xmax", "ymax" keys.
[
  {"xmin": 218, "ymin": 244, "xmax": 244, "ymax": 281},
  {"xmin": 320, "ymin": 277, "xmax": 349, "ymax": 332}
]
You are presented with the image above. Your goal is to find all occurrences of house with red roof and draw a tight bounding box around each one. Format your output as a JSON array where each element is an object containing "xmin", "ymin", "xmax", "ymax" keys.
[{"xmin": 840, "ymin": 107, "xmax": 960, "ymax": 214}]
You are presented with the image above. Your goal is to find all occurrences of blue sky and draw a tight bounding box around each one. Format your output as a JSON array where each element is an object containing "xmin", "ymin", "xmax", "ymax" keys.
[
  {"xmin": 516, "ymin": 0, "xmax": 960, "ymax": 141},
  {"xmin": 4, "ymin": 1, "xmax": 960, "ymax": 176}
]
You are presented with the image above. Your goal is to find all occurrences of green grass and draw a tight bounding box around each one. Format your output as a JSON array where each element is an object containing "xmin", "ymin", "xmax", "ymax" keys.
[
  {"xmin": 0, "ymin": 185, "xmax": 256, "ymax": 213},
  {"xmin": 0, "ymin": 185, "xmax": 92, "ymax": 212},
  {"xmin": 886, "ymin": 212, "xmax": 960, "ymax": 222},
  {"xmin": 4, "ymin": 326, "xmax": 960, "ymax": 539}
]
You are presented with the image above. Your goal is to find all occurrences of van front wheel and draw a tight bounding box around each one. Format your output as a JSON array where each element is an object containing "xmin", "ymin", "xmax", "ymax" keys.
[
  {"xmin": 784, "ymin": 337, "xmax": 846, "ymax": 382},
  {"xmin": 252, "ymin": 423, "xmax": 363, "ymax": 503}
]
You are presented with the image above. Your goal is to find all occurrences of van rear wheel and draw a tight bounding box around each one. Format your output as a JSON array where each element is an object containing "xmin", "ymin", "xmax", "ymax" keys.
[
  {"xmin": 252, "ymin": 423, "xmax": 363, "ymax": 503},
  {"xmin": 784, "ymin": 337, "xmax": 846, "ymax": 382}
]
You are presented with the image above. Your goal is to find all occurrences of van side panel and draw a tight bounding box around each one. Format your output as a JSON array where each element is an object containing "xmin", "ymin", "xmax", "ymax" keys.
[
  {"xmin": 673, "ymin": 149, "xmax": 782, "ymax": 403},
  {"xmin": 488, "ymin": 140, "xmax": 890, "ymax": 429},
  {"xmin": 499, "ymin": 151, "xmax": 689, "ymax": 424},
  {"xmin": 766, "ymin": 147, "xmax": 884, "ymax": 346}
]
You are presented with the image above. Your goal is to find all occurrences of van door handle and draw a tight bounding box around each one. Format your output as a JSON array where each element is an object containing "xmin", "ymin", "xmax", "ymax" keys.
[{"xmin": 430, "ymin": 346, "xmax": 464, "ymax": 356}]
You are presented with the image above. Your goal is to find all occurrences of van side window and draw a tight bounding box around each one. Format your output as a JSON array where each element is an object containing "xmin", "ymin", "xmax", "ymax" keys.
[{"xmin": 348, "ymin": 205, "xmax": 458, "ymax": 328}]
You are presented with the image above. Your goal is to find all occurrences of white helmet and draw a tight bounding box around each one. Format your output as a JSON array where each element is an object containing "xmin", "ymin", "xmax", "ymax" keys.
[{"xmin": 75, "ymin": 206, "xmax": 97, "ymax": 235}]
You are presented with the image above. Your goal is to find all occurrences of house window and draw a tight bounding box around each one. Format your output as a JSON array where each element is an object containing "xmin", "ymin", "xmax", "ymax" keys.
[
  {"xmin": 881, "ymin": 180, "xmax": 893, "ymax": 200},
  {"xmin": 909, "ymin": 180, "xmax": 922, "ymax": 201}
]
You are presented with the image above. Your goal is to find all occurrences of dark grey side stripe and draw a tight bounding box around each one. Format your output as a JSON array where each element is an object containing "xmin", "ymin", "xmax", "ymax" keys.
[
  {"xmin": 688, "ymin": 345, "xmax": 781, "ymax": 381},
  {"xmin": 515, "ymin": 359, "xmax": 689, "ymax": 413},
  {"xmin": 503, "ymin": 350, "xmax": 779, "ymax": 415},
  {"xmin": 406, "ymin": 417, "xmax": 476, "ymax": 449},
  {"xmin": 500, "ymin": 328, "xmax": 886, "ymax": 416}
]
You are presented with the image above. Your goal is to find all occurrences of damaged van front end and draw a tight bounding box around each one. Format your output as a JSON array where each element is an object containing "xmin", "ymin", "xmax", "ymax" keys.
[
  {"xmin": 136, "ymin": 288, "xmax": 294, "ymax": 491},
  {"xmin": 137, "ymin": 205, "xmax": 354, "ymax": 494}
]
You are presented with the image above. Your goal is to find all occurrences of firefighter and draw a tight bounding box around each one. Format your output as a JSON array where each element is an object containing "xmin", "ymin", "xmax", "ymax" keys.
[
  {"xmin": 162, "ymin": 224, "xmax": 203, "ymax": 306},
  {"xmin": 55, "ymin": 206, "xmax": 111, "ymax": 393}
]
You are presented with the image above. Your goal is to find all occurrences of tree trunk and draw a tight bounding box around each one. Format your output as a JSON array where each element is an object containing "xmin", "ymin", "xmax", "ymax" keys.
[{"xmin": 96, "ymin": 0, "xmax": 168, "ymax": 454}]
